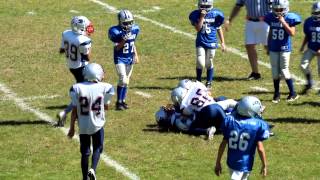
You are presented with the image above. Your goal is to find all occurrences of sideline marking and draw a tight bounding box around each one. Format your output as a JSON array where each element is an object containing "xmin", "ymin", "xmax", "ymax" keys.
[
  {"xmin": 69, "ymin": 10, "xmax": 80, "ymax": 14},
  {"xmin": 89, "ymin": 0, "xmax": 318, "ymax": 88},
  {"xmin": 0, "ymin": 83, "xmax": 140, "ymax": 180}
]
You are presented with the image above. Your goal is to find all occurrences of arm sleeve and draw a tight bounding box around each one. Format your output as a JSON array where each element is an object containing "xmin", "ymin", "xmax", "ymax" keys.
[
  {"xmin": 79, "ymin": 38, "xmax": 92, "ymax": 55},
  {"xmin": 257, "ymin": 120, "xmax": 270, "ymax": 141},
  {"xmin": 69, "ymin": 86, "xmax": 78, "ymax": 107},
  {"xmin": 213, "ymin": 10, "xmax": 225, "ymax": 27}
]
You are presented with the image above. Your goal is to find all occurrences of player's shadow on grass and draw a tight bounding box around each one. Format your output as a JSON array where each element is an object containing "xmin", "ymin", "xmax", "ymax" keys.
[
  {"xmin": 158, "ymin": 75, "xmax": 247, "ymax": 82},
  {"xmin": 0, "ymin": 120, "xmax": 48, "ymax": 126},
  {"xmin": 45, "ymin": 105, "xmax": 67, "ymax": 110},
  {"xmin": 130, "ymin": 86, "xmax": 173, "ymax": 90},
  {"xmin": 143, "ymin": 124, "xmax": 178, "ymax": 133},
  {"xmin": 289, "ymin": 101, "xmax": 320, "ymax": 107},
  {"xmin": 265, "ymin": 117, "xmax": 320, "ymax": 124}
]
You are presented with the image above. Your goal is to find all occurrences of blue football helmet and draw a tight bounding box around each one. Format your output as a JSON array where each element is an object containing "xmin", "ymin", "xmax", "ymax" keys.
[
  {"xmin": 236, "ymin": 96, "xmax": 265, "ymax": 118},
  {"xmin": 83, "ymin": 63, "xmax": 104, "ymax": 82},
  {"xmin": 198, "ymin": 0, "xmax": 213, "ymax": 11},
  {"xmin": 312, "ymin": 2, "xmax": 320, "ymax": 20},
  {"xmin": 272, "ymin": 0, "xmax": 289, "ymax": 17},
  {"xmin": 118, "ymin": 9, "xmax": 134, "ymax": 32}
]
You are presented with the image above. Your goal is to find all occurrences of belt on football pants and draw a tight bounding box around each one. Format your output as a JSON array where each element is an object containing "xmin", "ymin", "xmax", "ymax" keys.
[{"xmin": 247, "ymin": 17, "xmax": 264, "ymax": 22}]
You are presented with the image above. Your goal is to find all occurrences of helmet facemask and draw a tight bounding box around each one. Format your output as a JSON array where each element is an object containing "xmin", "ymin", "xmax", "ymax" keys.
[
  {"xmin": 312, "ymin": 2, "xmax": 320, "ymax": 21},
  {"xmin": 198, "ymin": 0, "xmax": 213, "ymax": 12},
  {"xmin": 272, "ymin": 0, "xmax": 289, "ymax": 17},
  {"xmin": 118, "ymin": 10, "xmax": 134, "ymax": 32}
]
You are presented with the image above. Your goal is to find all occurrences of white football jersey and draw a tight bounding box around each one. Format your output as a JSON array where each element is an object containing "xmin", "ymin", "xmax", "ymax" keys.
[
  {"xmin": 70, "ymin": 81, "xmax": 114, "ymax": 135},
  {"xmin": 61, "ymin": 30, "xmax": 92, "ymax": 69},
  {"xmin": 180, "ymin": 81, "xmax": 214, "ymax": 113}
]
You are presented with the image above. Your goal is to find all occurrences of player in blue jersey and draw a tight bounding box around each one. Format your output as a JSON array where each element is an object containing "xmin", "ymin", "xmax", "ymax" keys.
[
  {"xmin": 300, "ymin": 2, "xmax": 320, "ymax": 95},
  {"xmin": 189, "ymin": 0, "xmax": 225, "ymax": 89},
  {"xmin": 264, "ymin": 0, "xmax": 301, "ymax": 103},
  {"xmin": 215, "ymin": 96, "xmax": 270, "ymax": 179},
  {"xmin": 108, "ymin": 9, "xmax": 140, "ymax": 110}
]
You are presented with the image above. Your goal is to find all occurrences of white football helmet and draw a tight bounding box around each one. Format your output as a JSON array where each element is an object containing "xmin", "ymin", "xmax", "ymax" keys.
[
  {"xmin": 236, "ymin": 96, "xmax": 265, "ymax": 118},
  {"xmin": 71, "ymin": 16, "xmax": 94, "ymax": 36},
  {"xmin": 272, "ymin": 0, "xmax": 289, "ymax": 17},
  {"xmin": 83, "ymin": 63, "xmax": 104, "ymax": 82},
  {"xmin": 198, "ymin": 0, "xmax": 213, "ymax": 11},
  {"xmin": 118, "ymin": 9, "xmax": 134, "ymax": 32},
  {"xmin": 312, "ymin": 2, "xmax": 320, "ymax": 20},
  {"xmin": 171, "ymin": 87, "xmax": 187, "ymax": 106},
  {"xmin": 178, "ymin": 79, "xmax": 194, "ymax": 90}
]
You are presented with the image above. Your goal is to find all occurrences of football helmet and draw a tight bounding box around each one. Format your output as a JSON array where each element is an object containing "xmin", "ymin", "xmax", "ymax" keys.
[
  {"xmin": 155, "ymin": 107, "xmax": 172, "ymax": 128},
  {"xmin": 71, "ymin": 16, "xmax": 94, "ymax": 36},
  {"xmin": 118, "ymin": 9, "xmax": 134, "ymax": 32},
  {"xmin": 178, "ymin": 79, "xmax": 194, "ymax": 90},
  {"xmin": 198, "ymin": 0, "xmax": 213, "ymax": 11},
  {"xmin": 272, "ymin": 0, "xmax": 289, "ymax": 17},
  {"xmin": 312, "ymin": 2, "xmax": 320, "ymax": 20},
  {"xmin": 236, "ymin": 96, "xmax": 265, "ymax": 118},
  {"xmin": 171, "ymin": 87, "xmax": 187, "ymax": 106},
  {"xmin": 83, "ymin": 63, "xmax": 104, "ymax": 82}
]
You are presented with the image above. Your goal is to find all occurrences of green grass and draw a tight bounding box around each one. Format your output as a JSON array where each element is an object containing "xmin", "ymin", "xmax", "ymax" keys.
[{"xmin": 0, "ymin": 0, "xmax": 319, "ymax": 179}]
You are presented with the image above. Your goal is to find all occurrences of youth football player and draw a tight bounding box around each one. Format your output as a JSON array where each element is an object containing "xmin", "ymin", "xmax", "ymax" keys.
[
  {"xmin": 67, "ymin": 63, "xmax": 114, "ymax": 180},
  {"xmin": 264, "ymin": 0, "xmax": 301, "ymax": 103},
  {"xmin": 189, "ymin": 0, "xmax": 225, "ymax": 89},
  {"xmin": 214, "ymin": 96, "xmax": 270, "ymax": 179},
  {"xmin": 57, "ymin": 16, "xmax": 94, "ymax": 126},
  {"xmin": 108, "ymin": 9, "xmax": 140, "ymax": 110},
  {"xmin": 300, "ymin": 2, "xmax": 320, "ymax": 94}
]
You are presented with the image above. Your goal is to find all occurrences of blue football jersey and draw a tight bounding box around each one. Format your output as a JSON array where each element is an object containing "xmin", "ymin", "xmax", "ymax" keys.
[
  {"xmin": 221, "ymin": 114, "xmax": 270, "ymax": 172},
  {"xmin": 189, "ymin": 9, "xmax": 224, "ymax": 49},
  {"xmin": 264, "ymin": 12, "xmax": 301, "ymax": 52},
  {"xmin": 304, "ymin": 17, "xmax": 320, "ymax": 52},
  {"xmin": 108, "ymin": 24, "xmax": 140, "ymax": 64}
]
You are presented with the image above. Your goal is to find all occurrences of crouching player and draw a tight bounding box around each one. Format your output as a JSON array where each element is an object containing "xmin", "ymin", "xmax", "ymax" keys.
[{"xmin": 67, "ymin": 63, "xmax": 114, "ymax": 180}]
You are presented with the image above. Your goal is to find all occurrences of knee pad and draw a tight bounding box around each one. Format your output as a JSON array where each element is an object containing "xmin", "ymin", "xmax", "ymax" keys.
[{"xmin": 196, "ymin": 48, "xmax": 205, "ymax": 69}]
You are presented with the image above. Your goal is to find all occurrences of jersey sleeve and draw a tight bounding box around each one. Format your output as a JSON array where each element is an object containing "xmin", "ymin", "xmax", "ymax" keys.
[
  {"xmin": 69, "ymin": 85, "xmax": 78, "ymax": 107},
  {"xmin": 189, "ymin": 10, "xmax": 198, "ymax": 26},
  {"xmin": 256, "ymin": 120, "xmax": 270, "ymax": 141},
  {"xmin": 108, "ymin": 27, "xmax": 121, "ymax": 43},
  {"xmin": 287, "ymin": 13, "xmax": 302, "ymax": 27},
  {"xmin": 263, "ymin": 13, "xmax": 272, "ymax": 25},
  {"xmin": 216, "ymin": 99, "xmax": 237, "ymax": 111},
  {"xmin": 103, "ymin": 84, "xmax": 115, "ymax": 105},
  {"xmin": 79, "ymin": 37, "xmax": 92, "ymax": 55},
  {"xmin": 213, "ymin": 10, "xmax": 224, "ymax": 27},
  {"xmin": 221, "ymin": 115, "xmax": 231, "ymax": 138}
]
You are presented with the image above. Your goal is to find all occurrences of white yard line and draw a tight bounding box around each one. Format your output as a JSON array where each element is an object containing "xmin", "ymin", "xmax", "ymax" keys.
[
  {"xmin": 135, "ymin": 91, "xmax": 152, "ymax": 98},
  {"xmin": 89, "ymin": 0, "xmax": 319, "ymax": 89},
  {"xmin": 0, "ymin": 83, "xmax": 140, "ymax": 180},
  {"xmin": 250, "ymin": 86, "xmax": 270, "ymax": 92},
  {"xmin": 0, "ymin": 94, "xmax": 61, "ymax": 101}
]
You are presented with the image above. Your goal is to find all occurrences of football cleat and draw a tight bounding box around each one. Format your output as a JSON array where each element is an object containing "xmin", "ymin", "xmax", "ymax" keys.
[
  {"xmin": 87, "ymin": 168, "xmax": 96, "ymax": 180},
  {"xmin": 301, "ymin": 84, "xmax": 312, "ymax": 95},
  {"xmin": 272, "ymin": 94, "xmax": 280, "ymax": 104},
  {"xmin": 122, "ymin": 102, "xmax": 129, "ymax": 109},
  {"xmin": 116, "ymin": 102, "xmax": 126, "ymax": 111},
  {"xmin": 56, "ymin": 111, "xmax": 67, "ymax": 127},
  {"xmin": 287, "ymin": 94, "xmax": 299, "ymax": 102},
  {"xmin": 247, "ymin": 72, "xmax": 261, "ymax": 80}
]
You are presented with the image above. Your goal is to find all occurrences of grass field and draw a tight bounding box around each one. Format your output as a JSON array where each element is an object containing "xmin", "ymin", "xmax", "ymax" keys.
[{"xmin": 0, "ymin": 0, "xmax": 320, "ymax": 179}]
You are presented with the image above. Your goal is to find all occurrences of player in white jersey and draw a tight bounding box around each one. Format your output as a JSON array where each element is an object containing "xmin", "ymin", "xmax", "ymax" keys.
[
  {"xmin": 57, "ymin": 16, "xmax": 94, "ymax": 127},
  {"xmin": 172, "ymin": 80, "xmax": 213, "ymax": 116},
  {"xmin": 67, "ymin": 63, "xmax": 114, "ymax": 180}
]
